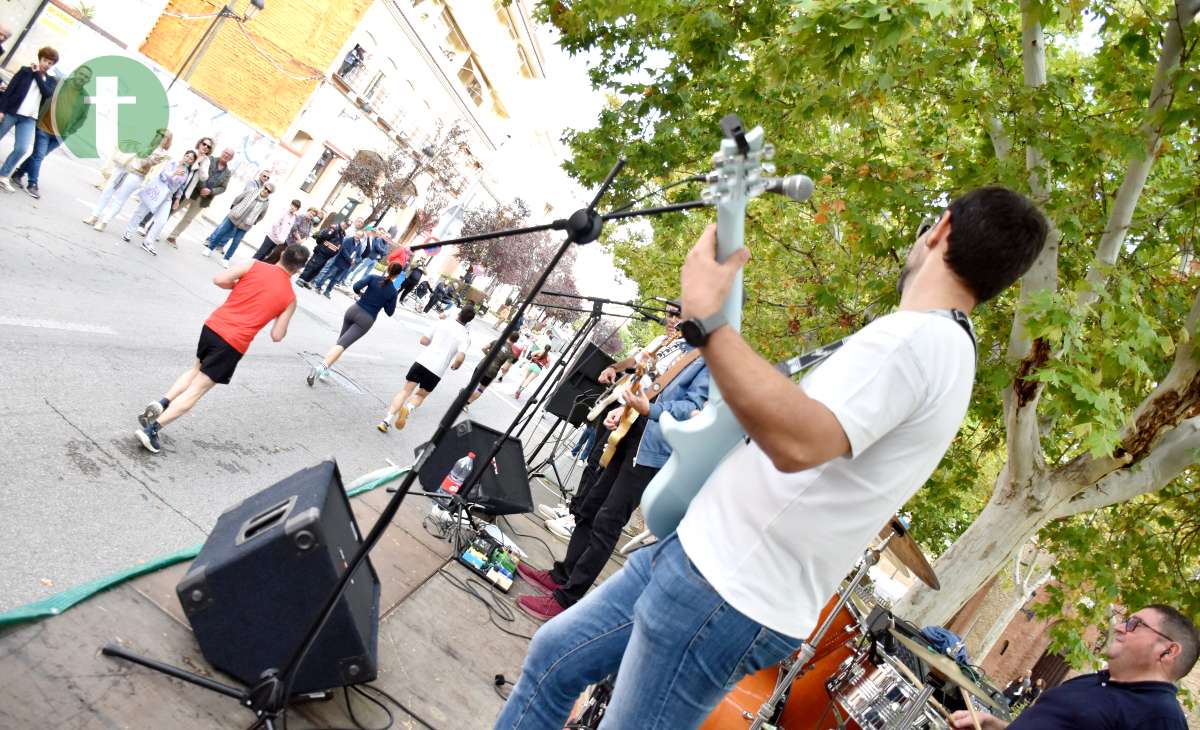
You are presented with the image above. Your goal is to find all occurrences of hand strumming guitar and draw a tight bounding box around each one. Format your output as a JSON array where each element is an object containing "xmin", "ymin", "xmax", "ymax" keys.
[
  {"xmin": 603, "ymin": 407, "xmax": 623, "ymax": 430},
  {"xmin": 623, "ymin": 385, "xmax": 650, "ymax": 416}
]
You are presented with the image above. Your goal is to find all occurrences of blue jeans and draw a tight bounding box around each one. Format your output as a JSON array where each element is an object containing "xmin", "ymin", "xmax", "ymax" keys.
[
  {"xmin": 0, "ymin": 114, "xmax": 37, "ymax": 177},
  {"xmin": 206, "ymin": 217, "xmax": 248, "ymax": 258},
  {"xmin": 14, "ymin": 129, "xmax": 61, "ymax": 187},
  {"xmin": 494, "ymin": 534, "xmax": 801, "ymax": 729},
  {"xmin": 570, "ymin": 424, "xmax": 598, "ymax": 457},
  {"xmin": 348, "ymin": 256, "xmax": 379, "ymax": 285},
  {"xmin": 315, "ymin": 260, "xmax": 350, "ymax": 294}
]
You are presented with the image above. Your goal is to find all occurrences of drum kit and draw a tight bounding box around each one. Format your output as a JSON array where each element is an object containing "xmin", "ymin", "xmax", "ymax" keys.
[{"xmin": 569, "ymin": 517, "xmax": 1010, "ymax": 730}]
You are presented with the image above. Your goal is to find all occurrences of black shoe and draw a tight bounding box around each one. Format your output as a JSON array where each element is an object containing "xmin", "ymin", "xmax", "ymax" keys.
[
  {"xmin": 136, "ymin": 422, "xmax": 162, "ymax": 453},
  {"xmin": 306, "ymin": 368, "xmax": 317, "ymax": 387},
  {"xmin": 297, "ymin": 280, "xmax": 310, "ymax": 289},
  {"xmin": 323, "ymin": 291, "xmax": 332, "ymax": 298},
  {"xmin": 25, "ymin": 184, "xmax": 39, "ymax": 199},
  {"xmin": 10, "ymin": 176, "xmax": 26, "ymax": 191}
]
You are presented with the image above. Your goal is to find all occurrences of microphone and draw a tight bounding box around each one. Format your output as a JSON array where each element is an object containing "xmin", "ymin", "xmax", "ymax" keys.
[
  {"xmin": 765, "ymin": 174, "xmax": 814, "ymax": 202},
  {"xmin": 640, "ymin": 312, "xmax": 665, "ymax": 324}
]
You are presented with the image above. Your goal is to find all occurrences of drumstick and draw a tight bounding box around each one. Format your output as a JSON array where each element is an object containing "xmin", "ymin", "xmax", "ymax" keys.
[{"xmin": 960, "ymin": 687, "xmax": 983, "ymax": 730}]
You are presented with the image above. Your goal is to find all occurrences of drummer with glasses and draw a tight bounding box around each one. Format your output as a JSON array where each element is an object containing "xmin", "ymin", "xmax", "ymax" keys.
[{"xmin": 951, "ymin": 604, "xmax": 1195, "ymax": 730}]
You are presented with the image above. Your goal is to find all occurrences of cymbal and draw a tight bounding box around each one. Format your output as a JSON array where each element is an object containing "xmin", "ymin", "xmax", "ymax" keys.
[
  {"xmin": 878, "ymin": 516, "xmax": 940, "ymax": 590},
  {"xmin": 888, "ymin": 629, "xmax": 1004, "ymax": 712}
]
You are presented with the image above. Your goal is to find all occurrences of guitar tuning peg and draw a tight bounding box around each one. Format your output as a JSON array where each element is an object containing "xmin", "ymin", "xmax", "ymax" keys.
[{"xmin": 763, "ymin": 144, "xmax": 775, "ymax": 160}]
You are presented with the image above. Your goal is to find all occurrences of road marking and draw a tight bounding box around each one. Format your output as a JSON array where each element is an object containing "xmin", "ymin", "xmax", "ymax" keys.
[{"xmin": 0, "ymin": 316, "xmax": 117, "ymax": 335}]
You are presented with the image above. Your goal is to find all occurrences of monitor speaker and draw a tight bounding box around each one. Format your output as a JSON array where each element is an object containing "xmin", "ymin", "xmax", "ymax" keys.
[
  {"xmin": 417, "ymin": 420, "xmax": 533, "ymax": 515},
  {"xmin": 177, "ymin": 461, "xmax": 380, "ymax": 694}
]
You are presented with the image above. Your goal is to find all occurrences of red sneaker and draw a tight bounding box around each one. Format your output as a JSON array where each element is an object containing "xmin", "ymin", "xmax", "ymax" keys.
[
  {"xmin": 517, "ymin": 594, "xmax": 565, "ymax": 622},
  {"xmin": 517, "ymin": 562, "xmax": 561, "ymax": 595}
]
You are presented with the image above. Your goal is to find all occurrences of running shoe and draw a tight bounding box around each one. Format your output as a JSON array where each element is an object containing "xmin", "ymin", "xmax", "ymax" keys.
[
  {"xmin": 394, "ymin": 406, "xmax": 409, "ymax": 431},
  {"xmin": 136, "ymin": 423, "xmax": 162, "ymax": 453},
  {"xmin": 202, "ymin": 248, "xmax": 214, "ymax": 257},
  {"xmin": 0, "ymin": 177, "xmax": 16, "ymax": 193},
  {"xmin": 93, "ymin": 221, "xmax": 107, "ymax": 232},
  {"xmin": 306, "ymin": 368, "xmax": 318, "ymax": 387},
  {"xmin": 221, "ymin": 259, "xmax": 231, "ymax": 269},
  {"xmin": 9, "ymin": 176, "xmax": 26, "ymax": 191},
  {"xmin": 83, "ymin": 215, "xmax": 97, "ymax": 226},
  {"xmin": 25, "ymin": 184, "xmax": 39, "ymax": 199},
  {"xmin": 121, "ymin": 232, "xmax": 132, "ymax": 243},
  {"xmin": 536, "ymin": 503, "xmax": 570, "ymax": 521},
  {"xmin": 142, "ymin": 241, "xmax": 158, "ymax": 256},
  {"xmin": 376, "ymin": 420, "xmax": 390, "ymax": 433},
  {"xmin": 545, "ymin": 514, "xmax": 575, "ymax": 541},
  {"xmin": 138, "ymin": 401, "xmax": 164, "ymax": 427}
]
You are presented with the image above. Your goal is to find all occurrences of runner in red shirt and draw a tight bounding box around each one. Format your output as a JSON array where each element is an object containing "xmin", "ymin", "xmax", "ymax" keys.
[{"xmin": 135, "ymin": 244, "xmax": 309, "ymax": 454}]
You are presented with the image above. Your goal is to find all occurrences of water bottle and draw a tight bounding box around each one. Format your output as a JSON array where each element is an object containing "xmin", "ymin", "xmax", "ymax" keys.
[{"xmin": 436, "ymin": 451, "xmax": 476, "ymax": 508}]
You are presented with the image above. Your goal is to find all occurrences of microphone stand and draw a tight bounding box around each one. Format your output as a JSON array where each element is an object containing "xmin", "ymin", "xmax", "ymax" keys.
[{"xmin": 101, "ymin": 157, "xmax": 709, "ymax": 730}]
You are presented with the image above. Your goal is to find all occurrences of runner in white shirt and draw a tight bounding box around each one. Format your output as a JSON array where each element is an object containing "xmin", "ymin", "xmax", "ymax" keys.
[
  {"xmin": 493, "ymin": 186, "xmax": 1049, "ymax": 730},
  {"xmin": 377, "ymin": 305, "xmax": 475, "ymax": 433}
]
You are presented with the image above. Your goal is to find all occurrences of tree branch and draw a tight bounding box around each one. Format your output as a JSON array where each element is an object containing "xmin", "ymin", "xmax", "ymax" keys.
[
  {"xmin": 1079, "ymin": 0, "xmax": 1200, "ymax": 307},
  {"xmin": 1050, "ymin": 415, "xmax": 1200, "ymax": 519}
]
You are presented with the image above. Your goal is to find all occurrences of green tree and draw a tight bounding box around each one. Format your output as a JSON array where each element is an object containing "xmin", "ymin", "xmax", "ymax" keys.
[{"xmin": 543, "ymin": 0, "xmax": 1200, "ymax": 668}]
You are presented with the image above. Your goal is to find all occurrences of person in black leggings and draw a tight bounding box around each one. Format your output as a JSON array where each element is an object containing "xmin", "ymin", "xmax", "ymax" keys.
[{"xmin": 306, "ymin": 262, "xmax": 404, "ymax": 386}]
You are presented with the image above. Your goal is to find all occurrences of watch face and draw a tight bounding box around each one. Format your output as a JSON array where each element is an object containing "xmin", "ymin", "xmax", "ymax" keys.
[{"xmin": 680, "ymin": 319, "xmax": 704, "ymax": 346}]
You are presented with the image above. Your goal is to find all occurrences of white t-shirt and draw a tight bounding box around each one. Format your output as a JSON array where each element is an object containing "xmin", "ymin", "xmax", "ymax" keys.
[
  {"xmin": 676, "ymin": 311, "xmax": 975, "ymax": 639},
  {"xmin": 16, "ymin": 77, "xmax": 44, "ymax": 118},
  {"xmin": 416, "ymin": 318, "xmax": 470, "ymax": 376}
]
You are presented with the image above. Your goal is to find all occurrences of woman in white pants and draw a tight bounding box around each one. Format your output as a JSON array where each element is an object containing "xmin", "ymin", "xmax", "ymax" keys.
[
  {"xmin": 85, "ymin": 129, "xmax": 173, "ymax": 231},
  {"xmin": 121, "ymin": 149, "xmax": 194, "ymax": 256}
]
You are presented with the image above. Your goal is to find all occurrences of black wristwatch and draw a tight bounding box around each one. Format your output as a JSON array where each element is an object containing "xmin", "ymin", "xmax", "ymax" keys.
[{"xmin": 679, "ymin": 311, "xmax": 728, "ymax": 347}]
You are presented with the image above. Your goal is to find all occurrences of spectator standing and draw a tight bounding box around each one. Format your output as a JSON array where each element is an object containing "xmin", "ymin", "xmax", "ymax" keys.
[
  {"xmin": 297, "ymin": 221, "xmax": 347, "ymax": 287},
  {"xmin": 252, "ymin": 199, "xmax": 300, "ymax": 261},
  {"xmin": 203, "ymin": 182, "xmax": 274, "ymax": 267},
  {"xmin": 164, "ymin": 144, "xmax": 231, "ymax": 246},
  {"xmin": 11, "ymin": 64, "xmax": 91, "ymax": 199},
  {"xmin": 0, "ymin": 47, "xmax": 58, "ymax": 192},
  {"xmin": 348, "ymin": 227, "xmax": 389, "ymax": 285},
  {"xmin": 313, "ymin": 228, "xmax": 362, "ymax": 298},
  {"xmin": 121, "ymin": 150, "xmax": 196, "ymax": 255},
  {"xmin": 139, "ymin": 137, "xmax": 212, "ymax": 233},
  {"xmin": 86, "ymin": 129, "xmax": 173, "ymax": 231},
  {"xmin": 262, "ymin": 206, "xmax": 320, "ymax": 264}
]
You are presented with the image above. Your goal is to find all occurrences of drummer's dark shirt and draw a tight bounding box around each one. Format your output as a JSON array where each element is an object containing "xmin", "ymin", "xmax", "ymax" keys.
[{"xmin": 1010, "ymin": 671, "xmax": 1185, "ymax": 729}]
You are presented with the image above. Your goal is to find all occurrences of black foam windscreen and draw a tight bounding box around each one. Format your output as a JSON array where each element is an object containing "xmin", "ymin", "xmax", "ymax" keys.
[{"xmin": 417, "ymin": 420, "xmax": 533, "ymax": 515}]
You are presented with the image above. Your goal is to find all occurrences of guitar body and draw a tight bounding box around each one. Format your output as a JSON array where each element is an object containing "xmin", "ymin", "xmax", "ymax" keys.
[
  {"xmin": 587, "ymin": 374, "xmax": 633, "ymax": 423},
  {"xmin": 641, "ymin": 117, "xmax": 778, "ymax": 538},
  {"xmin": 598, "ymin": 406, "xmax": 639, "ymax": 468}
]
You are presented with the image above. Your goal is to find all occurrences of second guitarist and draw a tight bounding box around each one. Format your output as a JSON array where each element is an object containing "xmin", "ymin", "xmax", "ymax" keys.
[{"xmin": 516, "ymin": 302, "xmax": 709, "ymax": 622}]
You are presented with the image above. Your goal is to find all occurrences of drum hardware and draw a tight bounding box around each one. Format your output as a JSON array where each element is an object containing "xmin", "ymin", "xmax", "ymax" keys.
[{"xmin": 747, "ymin": 530, "xmax": 898, "ymax": 730}]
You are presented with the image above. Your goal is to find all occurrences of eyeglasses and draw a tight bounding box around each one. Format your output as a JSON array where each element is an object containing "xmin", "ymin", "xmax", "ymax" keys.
[
  {"xmin": 666, "ymin": 311, "xmax": 682, "ymax": 319},
  {"xmin": 1116, "ymin": 614, "xmax": 1177, "ymax": 644},
  {"xmin": 200, "ymin": 142, "xmax": 212, "ymax": 149}
]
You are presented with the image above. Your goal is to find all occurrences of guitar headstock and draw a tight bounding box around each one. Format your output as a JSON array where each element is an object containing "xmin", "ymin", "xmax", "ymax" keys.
[{"xmin": 703, "ymin": 115, "xmax": 775, "ymax": 213}]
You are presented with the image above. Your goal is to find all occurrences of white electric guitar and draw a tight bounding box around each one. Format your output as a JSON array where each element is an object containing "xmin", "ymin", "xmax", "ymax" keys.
[{"xmin": 640, "ymin": 116, "xmax": 797, "ymax": 538}]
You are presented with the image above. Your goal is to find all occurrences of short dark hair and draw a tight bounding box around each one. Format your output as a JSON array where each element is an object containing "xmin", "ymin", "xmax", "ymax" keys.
[
  {"xmin": 944, "ymin": 186, "xmax": 1048, "ymax": 303},
  {"xmin": 291, "ymin": 199, "xmax": 301, "ymax": 208},
  {"xmin": 38, "ymin": 47, "xmax": 58, "ymax": 63},
  {"xmin": 281, "ymin": 244, "xmax": 309, "ymax": 272},
  {"xmin": 458, "ymin": 305, "xmax": 477, "ymax": 325},
  {"xmin": 1148, "ymin": 604, "xmax": 1199, "ymax": 680},
  {"xmin": 507, "ymin": 332, "xmax": 519, "ymax": 342}
]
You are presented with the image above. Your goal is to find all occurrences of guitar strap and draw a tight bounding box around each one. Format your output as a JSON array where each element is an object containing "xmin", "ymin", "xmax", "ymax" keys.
[
  {"xmin": 647, "ymin": 349, "xmax": 703, "ymax": 400},
  {"xmin": 775, "ymin": 309, "xmax": 975, "ymax": 379}
]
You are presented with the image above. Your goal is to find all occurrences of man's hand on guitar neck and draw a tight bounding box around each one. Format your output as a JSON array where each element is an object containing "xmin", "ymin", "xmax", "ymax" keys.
[{"xmin": 681, "ymin": 225, "xmax": 750, "ymax": 321}]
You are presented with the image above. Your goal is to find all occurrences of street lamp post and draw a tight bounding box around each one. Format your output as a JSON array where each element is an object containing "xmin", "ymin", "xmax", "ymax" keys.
[{"xmin": 168, "ymin": 0, "xmax": 265, "ymax": 92}]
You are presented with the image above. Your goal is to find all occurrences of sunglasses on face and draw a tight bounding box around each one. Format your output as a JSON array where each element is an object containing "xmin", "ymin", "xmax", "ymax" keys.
[{"xmin": 1115, "ymin": 614, "xmax": 1177, "ymax": 644}]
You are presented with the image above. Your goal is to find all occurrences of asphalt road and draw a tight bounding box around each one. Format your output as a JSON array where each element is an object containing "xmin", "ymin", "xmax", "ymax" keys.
[{"xmin": 0, "ymin": 150, "xmax": 577, "ymax": 612}]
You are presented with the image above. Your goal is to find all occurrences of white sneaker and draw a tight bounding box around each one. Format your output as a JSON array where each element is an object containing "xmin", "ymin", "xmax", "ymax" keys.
[
  {"xmin": 202, "ymin": 248, "xmax": 213, "ymax": 257},
  {"xmin": 141, "ymin": 240, "xmax": 158, "ymax": 256},
  {"xmin": 221, "ymin": 259, "xmax": 231, "ymax": 269},
  {"xmin": 537, "ymin": 503, "xmax": 570, "ymax": 521},
  {"xmin": 93, "ymin": 220, "xmax": 107, "ymax": 232},
  {"xmin": 121, "ymin": 232, "xmax": 132, "ymax": 243},
  {"xmin": 0, "ymin": 177, "xmax": 15, "ymax": 193},
  {"xmin": 545, "ymin": 514, "xmax": 575, "ymax": 541},
  {"xmin": 83, "ymin": 215, "xmax": 97, "ymax": 226}
]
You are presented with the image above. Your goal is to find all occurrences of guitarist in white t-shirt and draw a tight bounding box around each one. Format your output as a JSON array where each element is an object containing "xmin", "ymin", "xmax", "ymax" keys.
[{"xmin": 493, "ymin": 186, "xmax": 1048, "ymax": 730}]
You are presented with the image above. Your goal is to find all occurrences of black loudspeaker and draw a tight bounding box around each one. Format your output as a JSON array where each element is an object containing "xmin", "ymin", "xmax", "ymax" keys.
[
  {"xmin": 547, "ymin": 343, "xmax": 614, "ymax": 426},
  {"xmin": 418, "ymin": 420, "xmax": 533, "ymax": 515},
  {"xmin": 177, "ymin": 461, "xmax": 380, "ymax": 694}
]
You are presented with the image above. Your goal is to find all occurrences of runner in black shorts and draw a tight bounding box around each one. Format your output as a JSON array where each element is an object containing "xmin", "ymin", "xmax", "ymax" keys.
[
  {"xmin": 196, "ymin": 324, "xmax": 243, "ymax": 384},
  {"xmin": 378, "ymin": 305, "xmax": 475, "ymax": 433},
  {"xmin": 468, "ymin": 332, "xmax": 520, "ymax": 404}
]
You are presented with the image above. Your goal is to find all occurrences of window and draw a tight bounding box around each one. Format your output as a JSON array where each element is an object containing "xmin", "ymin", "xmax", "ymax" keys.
[
  {"xmin": 458, "ymin": 59, "xmax": 484, "ymax": 106},
  {"xmin": 300, "ymin": 148, "xmax": 335, "ymax": 193}
]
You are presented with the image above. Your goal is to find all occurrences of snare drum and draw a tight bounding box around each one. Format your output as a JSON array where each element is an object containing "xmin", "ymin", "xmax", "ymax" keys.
[
  {"xmin": 827, "ymin": 657, "xmax": 946, "ymax": 729},
  {"xmin": 700, "ymin": 596, "xmax": 863, "ymax": 729}
]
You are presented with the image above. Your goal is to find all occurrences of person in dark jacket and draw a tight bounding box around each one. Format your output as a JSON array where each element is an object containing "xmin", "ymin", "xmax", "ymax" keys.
[
  {"xmin": 424, "ymin": 280, "xmax": 452, "ymax": 314},
  {"xmin": 297, "ymin": 221, "xmax": 347, "ymax": 286},
  {"xmin": 397, "ymin": 260, "xmax": 425, "ymax": 303},
  {"xmin": 0, "ymin": 47, "xmax": 58, "ymax": 191},
  {"xmin": 312, "ymin": 228, "xmax": 362, "ymax": 298},
  {"xmin": 307, "ymin": 262, "xmax": 405, "ymax": 385},
  {"xmin": 10, "ymin": 63, "xmax": 90, "ymax": 199},
  {"xmin": 348, "ymin": 229, "xmax": 389, "ymax": 285}
]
